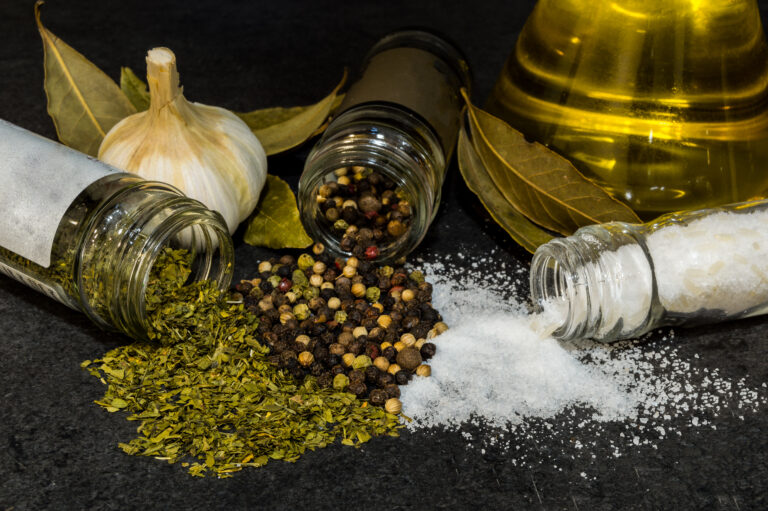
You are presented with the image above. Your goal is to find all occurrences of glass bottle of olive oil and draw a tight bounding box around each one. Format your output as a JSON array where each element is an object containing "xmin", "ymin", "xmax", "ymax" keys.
[{"xmin": 487, "ymin": 0, "xmax": 768, "ymax": 218}]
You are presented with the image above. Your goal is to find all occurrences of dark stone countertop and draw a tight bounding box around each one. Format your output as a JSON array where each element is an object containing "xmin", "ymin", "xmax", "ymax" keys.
[{"xmin": 2, "ymin": 1, "xmax": 768, "ymax": 509}]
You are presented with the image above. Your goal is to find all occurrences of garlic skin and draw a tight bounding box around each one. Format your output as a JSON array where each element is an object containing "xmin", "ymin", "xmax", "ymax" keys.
[{"xmin": 98, "ymin": 47, "xmax": 267, "ymax": 233}]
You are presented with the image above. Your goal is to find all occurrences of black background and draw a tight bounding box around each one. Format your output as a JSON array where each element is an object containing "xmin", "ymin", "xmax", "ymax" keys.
[{"xmin": 2, "ymin": 1, "xmax": 768, "ymax": 509}]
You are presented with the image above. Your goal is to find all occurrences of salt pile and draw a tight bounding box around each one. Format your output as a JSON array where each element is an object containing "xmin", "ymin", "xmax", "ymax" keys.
[{"xmin": 401, "ymin": 252, "xmax": 767, "ymax": 460}]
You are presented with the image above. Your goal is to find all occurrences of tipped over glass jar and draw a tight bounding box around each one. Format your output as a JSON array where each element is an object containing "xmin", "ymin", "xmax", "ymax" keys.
[
  {"xmin": 298, "ymin": 30, "xmax": 471, "ymax": 263},
  {"xmin": 530, "ymin": 199, "xmax": 768, "ymax": 342},
  {"xmin": 0, "ymin": 120, "xmax": 233, "ymax": 340}
]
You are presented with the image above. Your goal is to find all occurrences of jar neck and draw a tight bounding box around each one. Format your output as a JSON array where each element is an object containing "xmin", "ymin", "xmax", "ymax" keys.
[
  {"xmin": 75, "ymin": 180, "xmax": 233, "ymax": 340},
  {"xmin": 299, "ymin": 104, "xmax": 445, "ymax": 262},
  {"xmin": 530, "ymin": 223, "xmax": 658, "ymax": 341}
]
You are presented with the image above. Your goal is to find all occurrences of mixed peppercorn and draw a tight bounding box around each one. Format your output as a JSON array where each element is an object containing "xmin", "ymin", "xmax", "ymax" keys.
[
  {"xmin": 233, "ymin": 243, "xmax": 445, "ymax": 413},
  {"xmin": 315, "ymin": 166, "xmax": 412, "ymax": 260}
]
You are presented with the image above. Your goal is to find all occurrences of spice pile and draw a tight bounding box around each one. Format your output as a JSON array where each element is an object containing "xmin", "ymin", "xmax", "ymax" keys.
[
  {"xmin": 399, "ymin": 251, "xmax": 768, "ymax": 467},
  {"xmin": 83, "ymin": 248, "xmax": 402, "ymax": 477},
  {"xmin": 235, "ymin": 242, "xmax": 444, "ymax": 413},
  {"xmin": 316, "ymin": 166, "xmax": 412, "ymax": 257}
]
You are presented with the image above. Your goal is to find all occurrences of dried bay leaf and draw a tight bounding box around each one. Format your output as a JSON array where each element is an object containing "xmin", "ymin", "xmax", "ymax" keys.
[
  {"xmin": 462, "ymin": 90, "xmax": 640, "ymax": 235},
  {"xmin": 244, "ymin": 175, "xmax": 313, "ymax": 249},
  {"xmin": 458, "ymin": 127, "xmax": 553, "ymax": 253},
  {"xmin": 35, "ymin": 1, "xmax": 136, "ymax": 156},
  {"xmin": 237, "ymin": 71, "xmax": 347, "ymax": 155},
  {"xmin": 120, "ymin": 67, "xmax": 150, "ymax": 111}
]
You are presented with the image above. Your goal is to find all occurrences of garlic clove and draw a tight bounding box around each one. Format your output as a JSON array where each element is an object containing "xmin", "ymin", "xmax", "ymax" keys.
[{"xmin": 98, "ymin": 47, "xmax": 267, "ymax": 233}]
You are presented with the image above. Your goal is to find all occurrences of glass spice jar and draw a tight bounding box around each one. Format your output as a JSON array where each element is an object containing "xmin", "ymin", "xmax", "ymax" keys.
[
  {"xmin": 0, "ymin": 120, "xmax": 234, "ymax": 340},
  {"xmin": 299, "ymin": 29, "xmax": 471, "ymax": 262},
  {"xmin": 530, "ymin": 199, "xmax": 768, "ymax": 342}
]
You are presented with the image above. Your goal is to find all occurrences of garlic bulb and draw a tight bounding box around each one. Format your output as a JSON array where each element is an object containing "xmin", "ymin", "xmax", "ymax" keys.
[{"xmin": 98, "ymin": 47, "xmax": 267, "ymax": 233}]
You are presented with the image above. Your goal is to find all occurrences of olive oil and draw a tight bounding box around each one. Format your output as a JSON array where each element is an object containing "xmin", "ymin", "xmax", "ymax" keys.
[{"xmin": 487, "ymin": 0, "xmax": 768, "ymax": 217}]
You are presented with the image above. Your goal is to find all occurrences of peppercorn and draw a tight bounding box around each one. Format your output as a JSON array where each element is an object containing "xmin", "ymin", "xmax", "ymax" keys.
[
  {"xmin": 383, "ymin": 346, "xmax": 397, "ymax": 362},
  {"xmin": 373, "ymin": 356, "xmax": 390, "ymax": 372},
  {"xmin": 434, "ymin": 321, "xmax": 449, "ymax": 334},
  {"xmin": 420, "ymin": 342, "xmax": 437, "ymax": 360},
  {"xmin": 384, "ymin": 398, "xmax": 402, "ymax": 415},
  {"xmin": 348, "ymin": 369, "xmax": 366, "ymax": 384},
  {"xmin": 352, "ymin": 355, "xmax": 372, "ymax": 370},
  {"xmin": 415, "ymin": 364, "xmax": 431, "ymax": 377},
  {"xmin": 369, "ymin": 389, "xmax": 387, "ymax": 406},
  {"xmin": 317, "ymin": 372, "xmax": 333, "ymax": 388},
  {"xmin": 387, "ymin": 363, "xmax": 401, "ymax": 375},
  {"xmin": 394, "ymin": 371, "xmax": 409, "ymax": 386},
  {"xmin": 348, "ymin": 381, "xmax": 367, "ymax": 396},
  {"xmin": 333, "ymin": 373, "xmax": 350, "ymax": 390}
]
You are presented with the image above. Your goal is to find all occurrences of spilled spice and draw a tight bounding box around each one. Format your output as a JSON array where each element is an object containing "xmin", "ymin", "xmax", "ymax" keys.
[{"xmin": 83, "ymin": 248, "xmax": 401, "ymax": 477}]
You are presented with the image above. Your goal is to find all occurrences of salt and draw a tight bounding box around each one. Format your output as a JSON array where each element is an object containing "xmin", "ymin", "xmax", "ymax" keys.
[{"xmin": 402, "ymin": 251, "xmax": 767, "ymax": 463}]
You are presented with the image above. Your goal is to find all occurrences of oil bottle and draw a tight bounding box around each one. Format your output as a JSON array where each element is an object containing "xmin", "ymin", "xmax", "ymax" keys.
[{"xmin": 487, "ymin": 0, "xmax": 768, "ymax": 217}]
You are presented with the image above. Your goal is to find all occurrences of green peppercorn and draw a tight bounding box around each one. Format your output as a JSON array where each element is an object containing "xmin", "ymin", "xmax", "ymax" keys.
[
  {"xmin": 333, "ymin": 373, "xmax": 350, "ymax": 390},
  {"xmin": 365, "ymin": 286, "xmax": 381, "ymax": 303},
  {"xmin": 303, "ymin": 286, "xmax": 320, "ymax": 301},
  {"xmin": 334, "ymin": 310, "xmax": 348, "ymax": 324},
  {"xmin": 409, "ymin": 270, "xmax": 425, "ymax": 284},
  {"xmin": 292, "ymin": 269, "xmax": 308, "ymax": 287},
  {"xmin": 298, "ymin": 253, "xmax": 315, "ymax": 271},
  {"xmin": 268, "ymin": 275, "xmax": 281, "ymax": 288},
  {"xmin": 293, "ymin": 303, "xmax": 310, "ymax": 321},
  {"xmin": 352, "ymin": 355, "xmax": 372, "ymax": 370},
  {"xmin": 333, "ymin": 219, "xmax": 349, "ymax": 232}
]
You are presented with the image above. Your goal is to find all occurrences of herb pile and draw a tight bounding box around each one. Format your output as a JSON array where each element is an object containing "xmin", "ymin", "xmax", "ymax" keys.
[{"xmin": 83, "ymin": 248, "xmax": 401, "ymax": 477}]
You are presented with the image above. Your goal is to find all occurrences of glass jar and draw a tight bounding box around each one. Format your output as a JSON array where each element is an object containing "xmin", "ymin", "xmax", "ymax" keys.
[
  {"xmin": 0, "ymin": 120, "xmax": 234, "ymax": 340},
  {"xmin": 299, "ymin": 29, "xmax": 470, "ymax": 262},
  {"xmin": 487, "ymin": 0, "xmax": 768, "ymax": 218},
  {"xmin": 530, "ymin": 199, "xmax": 768, "ymax": 342}
]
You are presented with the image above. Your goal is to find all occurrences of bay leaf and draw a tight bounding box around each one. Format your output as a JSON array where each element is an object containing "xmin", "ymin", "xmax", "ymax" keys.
[
  {"xmin": 120, "ymin": 66, "xmax": 150, "ymax": 111},
  {"xmin": 236, "ymin": 72, "xmax": 347, "ymax": 156},
  {"xmin": 244, "ymin": 175, "xmax": 313, "ymax": 249},
  {"xmin": 35, "ymin": 1, "xmax": 136, "ymax": 156},
  {"xmin": 462, "ymin": 90, "xmax": 640, "ymax": 235},
  {"xmin": 457, "ymin": 127, "xmax": 553, "ymax": 253}
]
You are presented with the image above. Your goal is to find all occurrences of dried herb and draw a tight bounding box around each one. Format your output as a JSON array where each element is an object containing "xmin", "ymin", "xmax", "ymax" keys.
[
  {"xmin": 120, "ymin": 67, "xmax": 150, "ymax": 112},
  {"xmin": 236, "ymin": 72, "xmax": 346, "ymax": 156},
  {"xmin": 461, "ymin": 90, "xmax": 640, "ymax": 236},
  {"xmin": 84, "ymin": 248, "xmax": 398, "ymax": 477},
  {"xmin": 35, "ymin": 1, "xmax": 136, "ymax": 156},
  {"xmin": 244, "ymin": 175, "xmax": 313, "ymax": 249},
  {"xmin": 457, "ymin": 127, "xmax": 553, "ymax": 253}
]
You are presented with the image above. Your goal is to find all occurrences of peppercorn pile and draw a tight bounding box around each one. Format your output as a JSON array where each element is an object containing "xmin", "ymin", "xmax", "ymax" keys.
[
  {"xmin": 234, "ymin": 243, "xmax": 446, "ymax": 414},
  {"xmin": 315, "ymin": 166, "xmax": 412, "ymax": 259}
]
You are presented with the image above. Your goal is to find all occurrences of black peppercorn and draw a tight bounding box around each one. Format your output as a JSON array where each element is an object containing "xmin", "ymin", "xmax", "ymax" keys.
[
  {"xmin": 331, "ymin": 364, "xmax": 346, "ymax": 376},
  {"xmin": 395, "ymin": 370, "xmax": 409, "ymax": 386},
  {"xmin": 349, "ymin": 369, "xmax": 366, "ymax": 384},
  {"xmin": 378, "ymin": 372, "xmax": 395, "ymax": 387},
  {"xmin": 364, "ymin": 365, "xmax": 381, "ymax": 384},
  {"xmin": 384, "ymin": 383, "xmax": 400, "ymax": 399},
  {"xmin": 382, "ymin": 346, "xmax": 397, "ymax": 362},
  {"xmin": 369, "ymin": 389, "xmax": 387, "ymax": 406},
  {"xmin": 317, "ymin": 373, "xmax": 333, "ymax": 388},
  {"xmin": 348, "ymin": 381, "xmax": 367, "ymax": 396},
  {"xmin": 420, "ymin": 342, "xmax": 437, "ymax": 360}
]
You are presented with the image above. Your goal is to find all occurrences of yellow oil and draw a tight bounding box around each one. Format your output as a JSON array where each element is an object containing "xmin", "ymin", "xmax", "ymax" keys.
[{"xmin": 487, "ymin": 0, "xmax": 768, "ymax": 217}]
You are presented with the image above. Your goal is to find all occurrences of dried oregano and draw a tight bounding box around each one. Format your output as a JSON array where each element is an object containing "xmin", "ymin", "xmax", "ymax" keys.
[{"xmin": 83, "ymin": 248, "xmax": 401, "ymax": 477}]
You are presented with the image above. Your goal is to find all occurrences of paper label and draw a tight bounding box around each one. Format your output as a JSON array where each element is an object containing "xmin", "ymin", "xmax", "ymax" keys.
[
  {"xmin": 0, "ymin": 120, "xmax": 118, "ymax": 267},
  {"xmin": 0, "ymin": 259, "xmax": 64, "ymax": 303}
]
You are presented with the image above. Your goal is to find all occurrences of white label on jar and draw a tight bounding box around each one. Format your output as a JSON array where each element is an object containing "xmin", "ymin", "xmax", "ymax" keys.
[
  {"xmin": 0, "ymin": 119, "xmax": 118, "ymax": 267},
  {"xmin": 0, "ymin": 259, "xmax": 64, "ymax": 303}
]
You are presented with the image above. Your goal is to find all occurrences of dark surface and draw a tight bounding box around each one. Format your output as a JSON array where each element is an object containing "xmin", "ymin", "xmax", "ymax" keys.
[{"xmin": 2, "ymin": 1, "xmax": 768, "ymax": 509}]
